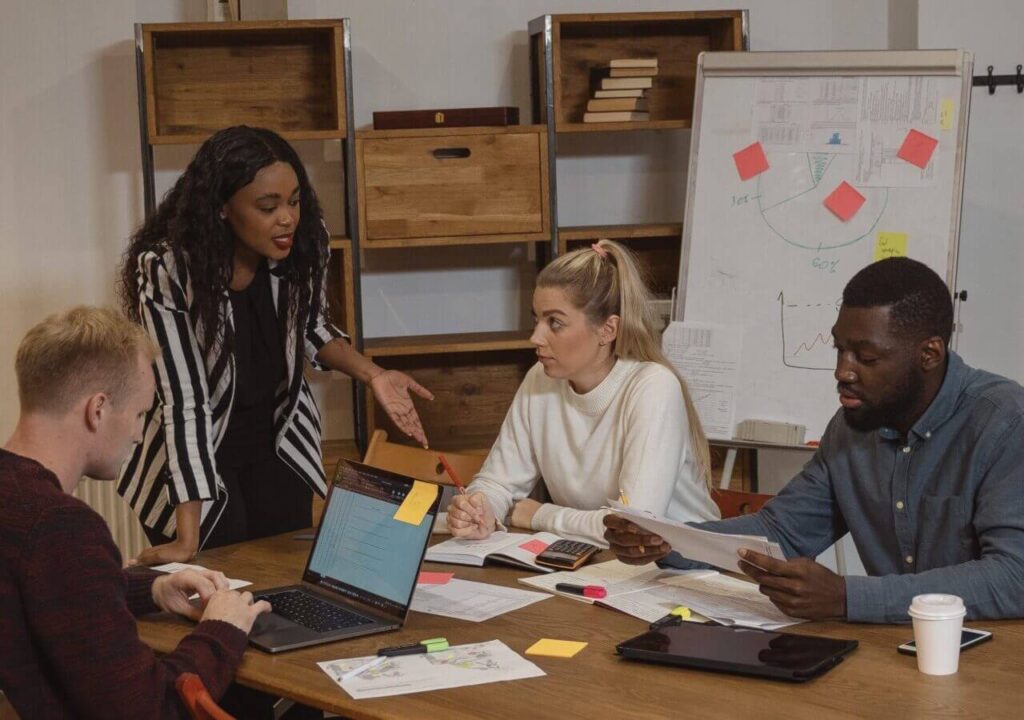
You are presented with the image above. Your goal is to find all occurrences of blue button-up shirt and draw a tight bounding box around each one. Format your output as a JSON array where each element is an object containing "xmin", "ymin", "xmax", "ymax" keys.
[{"xmin": 662, "ymin": 352, "xmax": 1024, "ymax": 623}]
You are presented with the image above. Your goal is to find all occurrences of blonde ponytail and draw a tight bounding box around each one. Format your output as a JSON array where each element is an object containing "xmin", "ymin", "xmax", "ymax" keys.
[{"xmin": 537, "ymin": 239, "xmax": 712, "ymax": 488}]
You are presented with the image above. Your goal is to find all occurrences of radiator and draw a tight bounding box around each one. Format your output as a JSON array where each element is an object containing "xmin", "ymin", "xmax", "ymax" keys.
[{"xmin": 74, "ymin": 480, "xmax": 149, "ymax": 562}]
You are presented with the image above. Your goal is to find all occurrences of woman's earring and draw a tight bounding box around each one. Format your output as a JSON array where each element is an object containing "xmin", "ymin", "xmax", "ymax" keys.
[{"xmin": 219, "ymin": 211, "xmax": 227, "ymax": 220}]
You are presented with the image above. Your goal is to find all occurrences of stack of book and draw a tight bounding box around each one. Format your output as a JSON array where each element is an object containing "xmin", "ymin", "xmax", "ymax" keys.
[{"xmin": 583, "ymin": 57, "xmax": 657, "ymax": 123}]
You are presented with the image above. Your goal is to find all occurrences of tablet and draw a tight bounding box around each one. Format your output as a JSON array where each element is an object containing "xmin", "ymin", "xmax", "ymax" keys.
[{"xmin": 616, "ymin": 623, "xmax": 858, "ymax": 682}]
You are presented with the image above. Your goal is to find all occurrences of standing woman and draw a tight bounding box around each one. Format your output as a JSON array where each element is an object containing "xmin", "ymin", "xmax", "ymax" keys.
[
  {"xmin": 119, "ymin": 125, "xmax": 432, "ymax": 564},
  {"xmin": 448, "ymin": 239, "xmax": 720, "ymax": 545}
]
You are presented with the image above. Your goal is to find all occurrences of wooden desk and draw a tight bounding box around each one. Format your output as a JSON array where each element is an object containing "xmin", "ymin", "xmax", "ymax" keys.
[{"xmin": 138, "ymin": 533, "xmax": 1024, "ymax": 719}]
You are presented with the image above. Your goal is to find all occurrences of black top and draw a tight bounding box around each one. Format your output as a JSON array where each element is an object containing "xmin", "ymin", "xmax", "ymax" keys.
[{"xmin": 216, "ymin": 262, "xmax": 287, "ymax": 465}]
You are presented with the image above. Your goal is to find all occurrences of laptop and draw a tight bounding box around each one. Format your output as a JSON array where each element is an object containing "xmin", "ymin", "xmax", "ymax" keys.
[{"xmin": 248, "ymin": 459, "xmax": 441, "ymax": 653}]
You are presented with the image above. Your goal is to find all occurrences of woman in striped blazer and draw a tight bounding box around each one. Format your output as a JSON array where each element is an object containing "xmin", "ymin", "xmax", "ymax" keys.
[{"xmin": 118, "ymin": 126, "xmax": 432, "ymax": 565}]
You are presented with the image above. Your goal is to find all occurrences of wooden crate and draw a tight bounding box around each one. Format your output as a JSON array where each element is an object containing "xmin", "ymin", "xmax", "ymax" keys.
[
  {"xmin": 141, "ymin": 20, "xmax": 347, "ymax": 144},
  {"xmin": 532, "ymin": 11, "xmax": 745, "ymax": 133},
  {"xmin": 356, "ymin": 126, "xmax": 551, "ymax": 247},
  {"xmin": 363, "ymin": 333, "xmax": 537, "ymax": 452}
]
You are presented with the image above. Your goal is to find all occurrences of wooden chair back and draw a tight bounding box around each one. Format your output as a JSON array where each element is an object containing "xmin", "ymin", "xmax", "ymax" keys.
[
  {"xmin": 712, "ymin": 489, "xmax": 772, "ymax": 519},
  {"xmin": 175, "ymin": 673, "xmax": 235, "ymax": 720},
  {"xmin": 313, "ymin": 430, "xmax": 488, "ymax": 525}
]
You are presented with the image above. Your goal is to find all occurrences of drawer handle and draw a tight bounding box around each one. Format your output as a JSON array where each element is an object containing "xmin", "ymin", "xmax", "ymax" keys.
[{"xmin": 432, "ymin": 147, "xmax": 471, "ymax": 159}]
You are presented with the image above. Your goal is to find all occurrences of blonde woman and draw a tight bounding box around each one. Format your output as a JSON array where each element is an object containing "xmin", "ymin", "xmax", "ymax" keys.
[{"xmin": 447, "ymin": 240, "xmax": 720, "ymax": 545}]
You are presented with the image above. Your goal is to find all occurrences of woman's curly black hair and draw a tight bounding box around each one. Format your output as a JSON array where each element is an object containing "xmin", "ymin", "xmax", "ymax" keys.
[{"xmin": 120, "ymin": 125, "xmax": 330, "ymax": 355}]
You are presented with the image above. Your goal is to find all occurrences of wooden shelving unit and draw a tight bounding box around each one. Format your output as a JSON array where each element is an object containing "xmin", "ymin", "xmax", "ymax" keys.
[
  {"xmin": 353, "ymin": 124, "xmax": 552, "ymax": 449},
  {"xmin": 528, "ymin": 11, "xmax": 748, "ymax": 296},
  {"xmin": 134, "ymin": 19, "xmax": 362, "ymax": 344},
  {"xmin": 134, "ymin": 18, "xmax": 364, "ymax": 442}
]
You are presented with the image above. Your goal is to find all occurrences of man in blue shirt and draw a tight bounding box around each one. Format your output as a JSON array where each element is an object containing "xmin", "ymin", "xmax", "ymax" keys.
[{"xmin": 605, "ymin": 258, "xmax": 1024, "ymax": 623}]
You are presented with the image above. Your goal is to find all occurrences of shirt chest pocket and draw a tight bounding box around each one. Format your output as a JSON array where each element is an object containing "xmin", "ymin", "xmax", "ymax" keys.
[{"xmin": 917, "ymin": 494, "xmax": 977, "ymax": 566}]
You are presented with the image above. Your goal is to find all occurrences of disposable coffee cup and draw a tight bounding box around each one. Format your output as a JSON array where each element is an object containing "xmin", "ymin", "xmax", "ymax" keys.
[{"xmin": 907, "ymin": 594, "xmax": 966, "ymax": 675}]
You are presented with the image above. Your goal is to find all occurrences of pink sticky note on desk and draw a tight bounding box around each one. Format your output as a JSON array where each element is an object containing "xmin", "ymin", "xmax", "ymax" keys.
[
  {"xmin": 418, "ymin": 571, "xmax": 454, "ymax": 585},
  {"xmin": 733, "ymin": 141, "xmax": 769, "ymax": 181},
  {"xmin": 519, "ymin": 539, "xmax": 549, "ymax": 555},
  {"xmin": 824, "ymin": 181, "xmax": 866, "ymax": 221},
  {"xmin": 897, "ymin": 129, "xmax": 938, "ymax": 169}
]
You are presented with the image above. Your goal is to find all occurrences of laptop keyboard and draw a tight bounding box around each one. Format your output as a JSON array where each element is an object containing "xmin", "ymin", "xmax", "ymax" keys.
[{"xmin": 256, "ymin": 589, "xmax": 375, "ymax": 634}]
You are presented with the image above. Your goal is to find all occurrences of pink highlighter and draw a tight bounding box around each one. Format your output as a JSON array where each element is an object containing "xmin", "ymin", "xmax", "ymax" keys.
[{"xmin": 555, "ymin": 583, "xmax": 607, "ymax": 599}]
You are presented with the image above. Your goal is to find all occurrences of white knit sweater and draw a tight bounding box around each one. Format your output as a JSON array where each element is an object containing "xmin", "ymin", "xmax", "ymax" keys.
[{"xmin": 467, "ymin": 359, "xmax": 721, "ymax": 546}]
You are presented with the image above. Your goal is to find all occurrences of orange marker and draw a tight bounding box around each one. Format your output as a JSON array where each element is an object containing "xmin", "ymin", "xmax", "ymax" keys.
[{"xmin": 437, "ymin": 454, "xmax": 466, "ymax": 495}]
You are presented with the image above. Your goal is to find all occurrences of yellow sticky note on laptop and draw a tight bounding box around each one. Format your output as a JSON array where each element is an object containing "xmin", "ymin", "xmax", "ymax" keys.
[
  {"xmin": 393, "ymin": 481, "xmax": 438, "ymax": 526},
  {"xmin": 525, "ymin": 639, "xmax": 588, "ymax": 658},
  {"xmin": 874, "ymin": 232, "xmax": 908, "ymax": 262}
]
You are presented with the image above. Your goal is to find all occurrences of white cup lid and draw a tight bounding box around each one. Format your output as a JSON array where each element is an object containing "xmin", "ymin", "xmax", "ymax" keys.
[{"xmin": 908, "ymin": 593, "xmax": 966, "ymax": 619}]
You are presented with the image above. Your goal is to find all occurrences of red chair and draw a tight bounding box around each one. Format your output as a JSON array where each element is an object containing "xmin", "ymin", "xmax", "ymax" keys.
[
  {"xmin": 712, "ymin": 489, "xmax": 773, "ymax": 519},
  {"xmin": 175, "ymin": 673, "xmax": 235, "ymax": 720}
]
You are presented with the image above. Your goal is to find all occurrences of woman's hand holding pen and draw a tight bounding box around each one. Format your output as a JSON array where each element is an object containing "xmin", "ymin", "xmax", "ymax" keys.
[
  {"xmin": 447, "ymin": 492, "xmax": 495, "ymax": 539},
  {"xmin": 369, "ymin": 369, "xmax": 434, "ymax": 448}
]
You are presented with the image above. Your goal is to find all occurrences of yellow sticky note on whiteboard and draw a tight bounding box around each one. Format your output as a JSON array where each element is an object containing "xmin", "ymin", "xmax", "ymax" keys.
[
  {"xmin": 875, "ymin": 232, "xmax": 908, "ymax": 262},
  {"xmin": 526, "ymin": 639, "xmax": 588, "ymax": 658},
  {"xmin": 940, "ymin": 99, "xmax": 955, "ymax": 131},
  {"xmin": 393, "ymin": 481, "xmax": 438, "ymax": 525}
]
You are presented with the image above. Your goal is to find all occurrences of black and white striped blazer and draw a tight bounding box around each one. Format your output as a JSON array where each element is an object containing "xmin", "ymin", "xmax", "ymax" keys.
[{"xmin": 116, "ymin": 244, "xmax": 345, "ymax": 545}]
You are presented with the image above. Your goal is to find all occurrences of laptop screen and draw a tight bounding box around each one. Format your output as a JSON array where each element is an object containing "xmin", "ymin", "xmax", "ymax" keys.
[{"xmin": 304, "ymin": 459, "xmax": 439, "ymax": 619}]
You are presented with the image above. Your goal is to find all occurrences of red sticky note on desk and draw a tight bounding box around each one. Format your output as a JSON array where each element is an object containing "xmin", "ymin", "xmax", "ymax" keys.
[
  {"xmin": 519, "ymin": 539, "xmax": 549, "ymax": 555},
  {"xmin": 417, "ymin": 571, "xmax": 454, "ymax": 585},
  {"xmin": 823, "ymin": 181, "xmax": 866, "ymax": 221},
  {"xmin": 732, "ymin": 141, "xmax": 770, "ymax": 181},
  {"xmin": 897, "ymin": 129, "xmax": 938, "ymax": 169}
]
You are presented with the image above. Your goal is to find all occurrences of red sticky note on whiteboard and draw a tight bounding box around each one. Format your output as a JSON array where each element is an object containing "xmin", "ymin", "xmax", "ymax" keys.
[
  {"xmin": 519, "ymin": 539, "xmax": 549, "ymax": 555},
  {"xmin": 823, "ymin": 182, "xmax": 866, "ymax": 221},
  {"xmin": 897, "ymin": 129, "xmax": 939, "ymax": 169},
  {"xmin": 418, "ymin": 571, "xmax": 454, "ymax": 585},
  {"xmin": 733, "ymin": 141, "xmax": 770, "ymax": 181}
]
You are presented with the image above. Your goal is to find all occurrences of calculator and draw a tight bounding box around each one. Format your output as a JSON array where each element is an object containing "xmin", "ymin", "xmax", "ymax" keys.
[{"xmin": 535, "ymin": 539, "xmax": 600, "ymax": 570}]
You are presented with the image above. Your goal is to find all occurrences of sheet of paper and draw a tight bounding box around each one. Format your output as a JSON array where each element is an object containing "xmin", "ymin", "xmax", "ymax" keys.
[
  {"xmin": 874, "ymin": 231, "xmax": 908, "ymax": 261},
  {"xmin": 659, "ymin": 573, "xmax": 803, "ymax": 630},
  {"xmin": 393, "ymin": 481, "xmax": 438, "ymax": 526},
  {"xmin": 519, "ymin": 558, "xmax": 671, "ymax": 603},
  {"xmin": 661, "ymin": 321, "xmax": 742, "ymax": 440},
  {"xmin": 410, "ymin": 578, "xmax": 550, "ymax": 622},
  {"xmin": 733, "ymin": 141, "xmax": 769, "ymax": 181},
  {"xmin": 417, "ymin": 571, "xmax": 453, "ymax": 585},
  {"xmin": 320, "ymin": 640, "xmax": 545, "ymax": 699},
  {"xmin": 599, "ymin": 576, "xmax": 716, "ymax": 623},
  {"xmin": 426, "ymin": 531, "xmax": 530, "ymax": 562},
  {"xmin": 525, "ymin": 639, "xmax": 588, "ymax": 658},
  {"xmin": 823, "ymin": 181, "xmax": 866, "ymax": 221},
  {"xmin": 855, "ymin": 76, "xmax": 940, "ymax": 187},
  {"xmin": 151, "ymin": 562, "xmax": 251, "ymax": 600},
  {"xmin": 754, "ymin": 77, "xmax": 861, "ymax": 154},
  {"xmin": 606, "ymin": 504, "xmax": 785, "ymax": 573}
]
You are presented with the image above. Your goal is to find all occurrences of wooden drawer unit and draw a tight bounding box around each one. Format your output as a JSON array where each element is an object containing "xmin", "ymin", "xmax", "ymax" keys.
[{"xmin": 356, "ymin": 126, "xmax": 550, "ymax": 247}]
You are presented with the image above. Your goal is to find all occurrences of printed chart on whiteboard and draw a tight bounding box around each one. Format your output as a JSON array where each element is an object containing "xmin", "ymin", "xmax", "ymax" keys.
[{"xmin": 676, "ymin": 53, "xmax": 969, "ymax": 441}]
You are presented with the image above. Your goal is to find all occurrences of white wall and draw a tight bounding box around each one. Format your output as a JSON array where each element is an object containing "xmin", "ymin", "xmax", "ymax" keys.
[
  {"xmin": 0, "ymin": 0, "xmax": 949, "ymax": 446},
  {"xmin": 918, "ymin": 0, "xmax": 1024, "ymax": 384}
]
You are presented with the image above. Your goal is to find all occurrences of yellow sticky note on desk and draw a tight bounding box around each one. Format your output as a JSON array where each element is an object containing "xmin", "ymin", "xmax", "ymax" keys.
[
  {"xmin": 525, "ymin": 639, "xmax": 588, "ymax": 658},
  {"xmin": 874, "ymin": 232, "xmax": 908, "ymax": 262},
  {"xmin": 940, "ymin": 98, "xmax": 955, "ymax": 130},
  {"xmin": 393, "ymin": 481, "xmax": 438, "ymax": 526}
]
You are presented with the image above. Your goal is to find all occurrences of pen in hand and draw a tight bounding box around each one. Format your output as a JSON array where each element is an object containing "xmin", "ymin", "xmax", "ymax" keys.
[{"xmin": 438, "ymin": 454, "xmax": 484, "ymax": 526}]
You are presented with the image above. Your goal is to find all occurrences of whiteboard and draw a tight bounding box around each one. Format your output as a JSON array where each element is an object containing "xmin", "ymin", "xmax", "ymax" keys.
[{"xmin": 675, "ymin": 51, "xmax": 973, "ymax": 441}]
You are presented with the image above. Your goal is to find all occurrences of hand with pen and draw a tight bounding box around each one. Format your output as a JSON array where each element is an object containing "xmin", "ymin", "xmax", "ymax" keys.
[{"xmin": 438, "ymin": 454, "xmax": 497, "ymax": 539}]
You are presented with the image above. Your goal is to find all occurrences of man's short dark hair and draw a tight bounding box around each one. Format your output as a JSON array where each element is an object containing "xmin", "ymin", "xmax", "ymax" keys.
[{"xmin": 842, "ymin": 257, "xmax": 954, "ymax": 345}]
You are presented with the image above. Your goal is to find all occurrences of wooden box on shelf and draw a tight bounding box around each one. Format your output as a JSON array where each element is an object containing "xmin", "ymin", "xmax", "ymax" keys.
[
  {"xmin": 355, "ymin": 126, "xmax": 550, "ymax": 248},
  {"xmin": 363, "ymin": 332, "xmax": 537, "ymax": 451},
  {"xmin": 560, "ymin": 223, "xmax": 682, "ymax": 297},
  {"xmin": 139, "ymin": 20, "xmax": 348, "ymax": 144},
  {"xmin": 529, "ymin": 11, "xmax": 746, "ymax": 133}
]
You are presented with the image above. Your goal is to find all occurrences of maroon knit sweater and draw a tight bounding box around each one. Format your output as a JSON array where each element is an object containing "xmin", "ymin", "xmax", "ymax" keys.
[{"xmin": 0, "ymin": 449, "xmax": 248, "ymax": 719}]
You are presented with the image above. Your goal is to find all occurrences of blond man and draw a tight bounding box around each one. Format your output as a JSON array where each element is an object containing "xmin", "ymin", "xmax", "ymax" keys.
[{"xmin": 0, "ymin": 307, "xmax": 269, "ymax": 719}]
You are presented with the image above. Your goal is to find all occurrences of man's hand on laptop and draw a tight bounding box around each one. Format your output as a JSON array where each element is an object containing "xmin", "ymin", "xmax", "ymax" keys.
[
  {"xmin": 603, "ymin": 515, "xmax": 672, "ymax": 565},
  {"xmin": 151, "ymin": 568, "xmax": 230, "ymax": 621},
  {"xmin": 447, "ymin": 492, "xmax": 496, "ymax": 539},
  {"xmin": 202, "ymin": 590, "xmax": 273, "ymax": 634}
]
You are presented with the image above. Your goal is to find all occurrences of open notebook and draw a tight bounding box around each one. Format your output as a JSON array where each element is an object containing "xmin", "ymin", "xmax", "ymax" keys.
[{"xmin": 424, "ymin": 531, "xmax": 564, "ymax": 573}]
